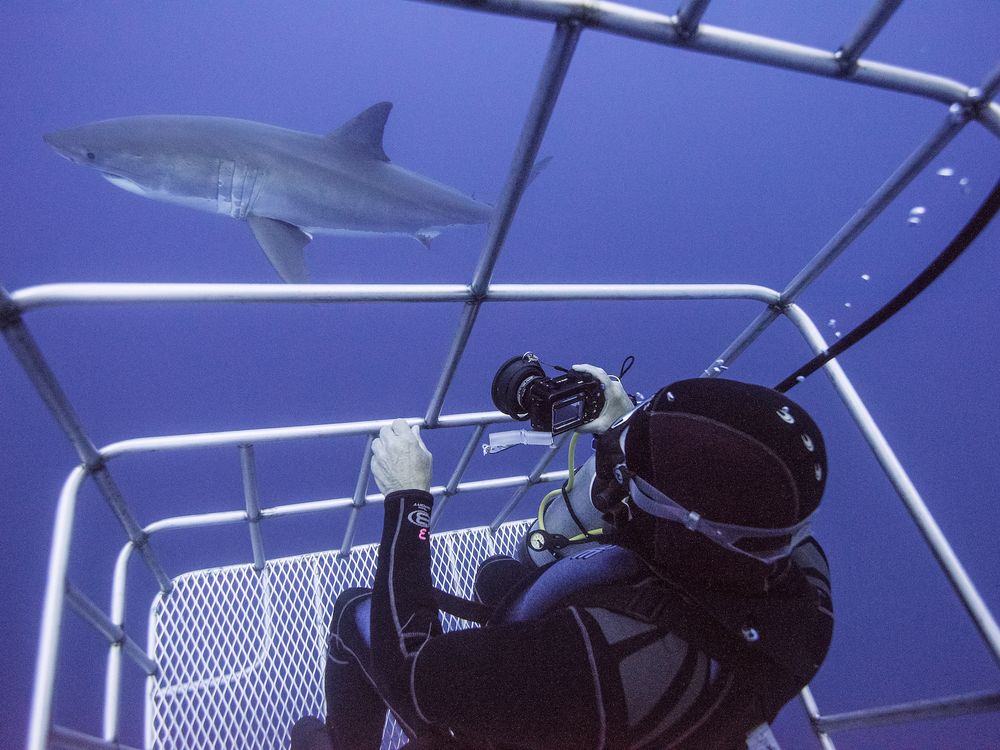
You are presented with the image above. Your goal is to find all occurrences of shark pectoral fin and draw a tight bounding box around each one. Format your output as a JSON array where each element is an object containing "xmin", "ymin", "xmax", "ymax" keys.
[
  {"xmin": 247, "ymin": 215, "xmax": 312, "ymax": 283},
  {"xmin": 414, "ymin": 229, "xmax": 441, "ymax": 249},
  {"xmin": 328, "ymin": 102, "xmax": 392, "ymax": 162}
]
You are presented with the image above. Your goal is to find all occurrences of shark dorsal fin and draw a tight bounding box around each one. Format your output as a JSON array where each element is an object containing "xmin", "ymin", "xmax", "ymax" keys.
[{"xmin": 328, "ymin": 102, "xmax": 392, "ymax": 162}]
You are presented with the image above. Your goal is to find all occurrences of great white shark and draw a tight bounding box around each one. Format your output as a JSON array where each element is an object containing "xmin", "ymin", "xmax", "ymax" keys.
[{"xmin": 44, "ymin": 103, "xmax": 508, "ymax": 282}]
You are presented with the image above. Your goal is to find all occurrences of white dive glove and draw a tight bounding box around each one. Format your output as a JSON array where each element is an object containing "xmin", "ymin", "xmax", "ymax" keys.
[
  {"xmin": 371, "ymin": 418, "xmax": 433, "ymax": 494},
  {"xmin": 572, "ymin": 364, "xmax": 635, "ymax": 434}
]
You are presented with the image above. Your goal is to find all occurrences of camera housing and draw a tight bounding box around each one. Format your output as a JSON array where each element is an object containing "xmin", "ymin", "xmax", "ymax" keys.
[{"xmin": 491, "ymin": 353, "xmax": 606, "ymax": 434}]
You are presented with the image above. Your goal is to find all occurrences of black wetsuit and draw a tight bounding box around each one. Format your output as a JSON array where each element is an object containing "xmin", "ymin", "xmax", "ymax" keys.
[{"xmin": 292, "ymin": 490, "xmax": 833, "ymax": 750}]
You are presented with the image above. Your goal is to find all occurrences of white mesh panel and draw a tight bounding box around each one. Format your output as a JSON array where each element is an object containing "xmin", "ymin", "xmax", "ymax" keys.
[{"xmin": 149, "ymin": 520, "xmax": 531, "ymax": 750}]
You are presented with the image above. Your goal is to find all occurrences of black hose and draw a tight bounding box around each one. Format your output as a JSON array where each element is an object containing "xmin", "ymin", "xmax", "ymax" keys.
[{"xmin": 776, "ymin": 175, "xmax": 1000, "ymax": 393}]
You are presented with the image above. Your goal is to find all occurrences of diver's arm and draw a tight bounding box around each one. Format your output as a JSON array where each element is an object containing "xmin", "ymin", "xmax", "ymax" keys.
[
  {"xmin": 368, "ymin": 489, "xmax": 607, "ymax": 746},
  {"xmin": 369, "ymin": 490, "xmax": 441, "ymax": 740}
]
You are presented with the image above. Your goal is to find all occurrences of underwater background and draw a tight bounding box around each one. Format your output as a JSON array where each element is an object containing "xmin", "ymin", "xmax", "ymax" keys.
[{"xmin": 1, "ymin": 2, "xmax": 999, "ymax": 747}]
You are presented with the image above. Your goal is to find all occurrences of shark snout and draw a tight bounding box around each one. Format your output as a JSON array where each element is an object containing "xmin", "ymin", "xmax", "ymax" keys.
[{"xmin": 43, "ymin": 130, "xmax": 88, "ymax": 163}]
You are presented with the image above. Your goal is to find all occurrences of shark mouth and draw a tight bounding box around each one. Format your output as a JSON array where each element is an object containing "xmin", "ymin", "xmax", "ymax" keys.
[{"xmin": 101, "ymin": 172, "xmax": 147, "ymax": 197}]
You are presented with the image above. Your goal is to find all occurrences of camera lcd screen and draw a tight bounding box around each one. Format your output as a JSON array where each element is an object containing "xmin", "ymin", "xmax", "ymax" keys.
[{"xmin": 551, "ymin": 396, "xmax": 584, "ymax": 433}]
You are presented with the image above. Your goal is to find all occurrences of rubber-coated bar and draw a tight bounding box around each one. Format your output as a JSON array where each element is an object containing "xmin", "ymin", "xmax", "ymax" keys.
[
  {"xmin": 815, "ymin": 691, "xmax": 1000, "ymax": 734},
  {"xmin": 489, "ymin": 432, "xmax": 570, "ymax": 531},
  {"xmin": 412, "ymin": 1, "xmax": 971, "ymax": 105},
  {"xmin": 675, "ymin": 0, "xmax": 712, "ymax": 38},
  {"xmin": 799, "ymin": 687, "xmax": 838, "ymax": 750},
  {"xmin": 782, "ymin": 304, "xmax": 1000, "ymax": 669},
  {"xmin": 239, "ymin": 445, "xmax": 267, "ymax": 571},
  {"xmin": 64, "ymin": 584, "xmax": 156, "ymax": 676},
  {"xmin": 49, "ymin": 725, "xmax": 142, "ymax": 750},
  {"xmin": 340, "ymin": 436, "xmax": 375, "ymax": 555},
  {"xmin": 836, "ymin": 0, "xmax": 904, "ymax": 71},
  {"xmin": 432, "ymin": 424, "xmax": 487, "ymax": 529}
]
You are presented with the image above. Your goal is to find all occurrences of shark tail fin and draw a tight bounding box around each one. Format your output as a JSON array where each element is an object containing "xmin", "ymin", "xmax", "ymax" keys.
[{"xmin": 247, "ymin": 215, "xmax": 312, "ymax": 283}]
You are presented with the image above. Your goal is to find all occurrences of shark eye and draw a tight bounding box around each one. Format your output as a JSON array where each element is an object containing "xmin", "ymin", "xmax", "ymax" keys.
[{"xmin": 86, "ymin": 151, "xmax": 96, "ymax": 160}]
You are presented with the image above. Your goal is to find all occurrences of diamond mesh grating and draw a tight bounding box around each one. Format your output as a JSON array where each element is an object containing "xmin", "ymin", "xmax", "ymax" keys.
[{"xmin": 149, "ymin": 520, "xmax": 531, "ymax": 750}]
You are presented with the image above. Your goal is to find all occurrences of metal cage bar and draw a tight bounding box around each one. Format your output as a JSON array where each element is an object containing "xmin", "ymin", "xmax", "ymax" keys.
[
  {"xmin": 10, "ymin": 1, "xmax": 999, "ymax": 748},
  {"xmin": 64, "ymin": 584, "xmax": 156, "ymax": 676},
  {"xmin": 426, "ymin": 20, "xmax": 581, "ymax": 425},
  {"xmin": 340, "ymin": 436, "xmax": 376, "ymax": 555},
  {"xmin": 836, "ymin": 0, "xmax": 904, "ymax": 71},
  {"xmin": 240, "ymin": 445, "xmax": 267, "ymax": 572},
  {"xmin": 781, "ymin": 303, "xmax": 1000, "ymax": 670},
  {"xmin": 814, "ymin": 690, "xmax": 1000, "ymax": 734}
]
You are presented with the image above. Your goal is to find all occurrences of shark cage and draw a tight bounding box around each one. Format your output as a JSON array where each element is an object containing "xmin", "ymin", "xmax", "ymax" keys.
[{"xmin": 3, "ymin": 1, "xmax": 1000, "ymax": 748}]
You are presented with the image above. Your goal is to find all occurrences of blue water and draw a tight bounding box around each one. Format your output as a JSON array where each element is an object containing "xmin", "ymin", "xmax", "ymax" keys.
[{"xmin": 2, "ymin": 2, "xmax": 999, "ymax": 747}]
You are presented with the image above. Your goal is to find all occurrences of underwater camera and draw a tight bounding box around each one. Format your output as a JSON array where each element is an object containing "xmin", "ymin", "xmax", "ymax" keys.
[{"xmin": 491, "ymin": 353, "xmax": 606, "ymax": 434}]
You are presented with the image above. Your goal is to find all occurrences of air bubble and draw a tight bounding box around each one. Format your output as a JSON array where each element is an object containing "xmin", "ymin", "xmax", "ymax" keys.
[
  {"xmin": 908, "ymin": 216, "xmax": 922, "ymax": 226},
  {"xmin": 844, "ymin": 302, "xmax": 852, "ymax": 308},
  {"xmin": 936, "ymin": 167, "xmax": 955, "ymax": 177},
  {"xmin": 960, "ymin": 177, "xmax": 970, "ymax": 194},
  {"xmin": 834, "ymin": 331, "xmax": 842, "ymax": 338},
  {"xmin": 909, "ymin": 206, "xmax": 926, "ymax": 216},
  {"xmin": 828, "ymin": 319, "xmax": 836, "ymax": 327},
  {"xmin": 861, "ymin": 273, "xmax": 870, "ymax": 281}
]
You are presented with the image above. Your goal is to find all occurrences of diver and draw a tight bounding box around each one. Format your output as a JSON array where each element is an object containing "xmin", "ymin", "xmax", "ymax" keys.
[{"xmin": 291, "ymin": 363, "xmax": 833, "ymax": 750}]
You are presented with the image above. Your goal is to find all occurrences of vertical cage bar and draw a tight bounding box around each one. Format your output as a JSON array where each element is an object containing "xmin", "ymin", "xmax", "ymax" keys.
[
  {"xmin": 470, "ymin": 20, "xmax": 582, "ymax": 295},
  {"xmin": 28, "ymin": 467, "xmax": 88, "ymax": 750},
  {"xmin": 490, "ymin": 432, "xmax": 569, "ymax": 531},
  {"xmin": 425, "ymin": 21, "xmax": 583, "ymax": 426},
  {"xmin": 425, "ymin": 302, "xmax": 482, "ymax": 427},
  {"xmin": 431, "ymin": 424, "xmax": 487, "ymax": 529},
  {"xmin": 675, "ymin": 0, "xmax": 713, "ymax": 37},
  {"xmin": 340, "ymin": 435, "xmax": 375, "ymax": 555},
  {"xmin": 240, "ymin": 444, "xmax": 267, "ymax": 571},
  {"xmin": 799, "ymin": 686, "xmax": 838, "ymax": 750},
  {"xmin": 836, "ymin": 0, "xmax": 904, "ymax": 70}
]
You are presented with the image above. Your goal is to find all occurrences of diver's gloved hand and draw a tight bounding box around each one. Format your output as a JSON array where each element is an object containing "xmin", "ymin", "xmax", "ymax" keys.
[
  {"xmin": 371, "ymin": 418, "xmax": 433, "ymax": 494},
  {"xmin": 572, "ymin": 364, "xmax": 634, "ymax": 433}
]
